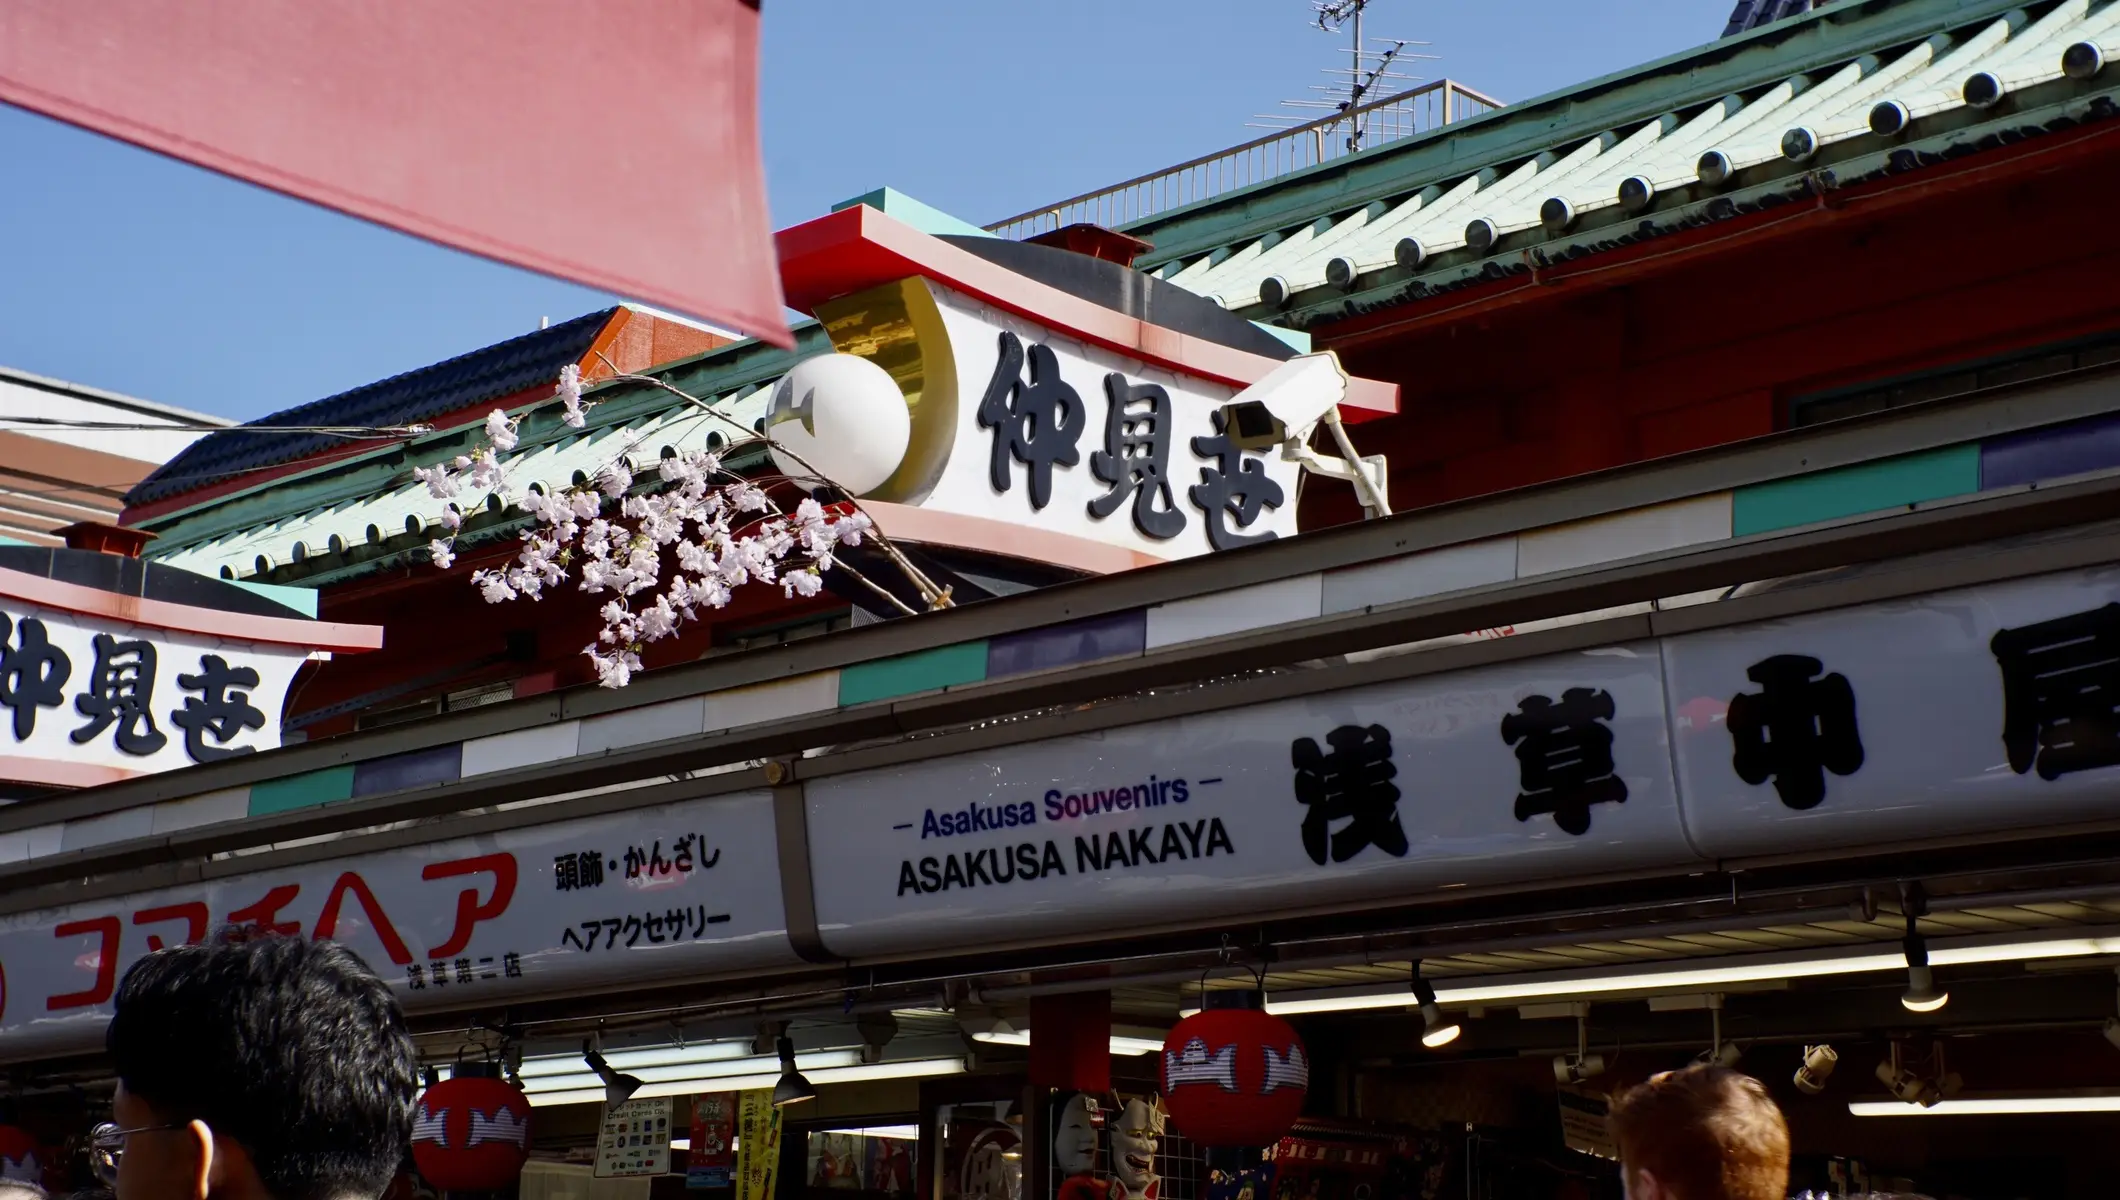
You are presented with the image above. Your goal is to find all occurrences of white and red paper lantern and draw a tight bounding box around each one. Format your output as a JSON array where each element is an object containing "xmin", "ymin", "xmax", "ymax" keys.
[
  {"xmin": 0, "ymin": 1126, "xmax": 39, "ymax": 1183},
  {"xmin": 1158, "ymin": 997, "xmax": 1308, "ymax": 1149},
  {"xmin": 411, "ymin": 1073, "xmax": 531, "ymax": 1191}
]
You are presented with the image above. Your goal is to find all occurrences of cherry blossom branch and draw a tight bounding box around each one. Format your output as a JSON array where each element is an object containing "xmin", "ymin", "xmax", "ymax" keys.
[
  {"xmin": 586, "ymin": 355, "xmax": 953, "ymax": 611},
  {"xmin": 413, "ymin": 363, "xmax": 926, "ymax": 687}
]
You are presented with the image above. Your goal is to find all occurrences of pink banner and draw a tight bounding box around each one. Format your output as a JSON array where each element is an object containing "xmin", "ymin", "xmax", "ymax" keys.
[{"xmin": 0, "ymin": 0, "xmax": 790, "ymax": 347}]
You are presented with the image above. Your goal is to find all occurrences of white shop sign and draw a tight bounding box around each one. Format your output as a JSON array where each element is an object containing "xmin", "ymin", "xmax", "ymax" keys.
[
  {"xmin": 1666, "ymin": 565, "xmax": 2120, "ymax": 858},
  {"xmin": 0, "ymin": 593, "xmax": 307, "ymax": 780},
  {"xmin": 0, "ymin": 789, "xmax": 791, "ymax": 1061},
  {"xmin": 806, "ymin": 563, "xmax": 2120, "ymax": 957},
  {"xmin": 804, "ymin": 644, "xmax": 1691, "ymax": 958},
  {"xmin": 897, "ymin": 281, "xmax": 1302, "ymax": 561}
]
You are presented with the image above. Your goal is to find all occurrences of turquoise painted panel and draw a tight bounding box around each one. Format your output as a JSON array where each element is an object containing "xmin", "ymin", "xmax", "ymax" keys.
[
  {"xmin": 1253, "ymin": 323, "xmax": 1312, "ymax": 354},
  {"xmin": 1731, "ymin": 445, "xmax": 1980, "ymax": 537},
  {"xmin": 838, "ymin": 641, "xmax": 989, "ymax": 707},
  {"xmin": 228, "ymin": 579, "xmax": 320, "ymax": 618},
  {"xmin": 247, "ymin": 765, "xmax": 356, "ymax": 817},
  {"xmin": 833, "ymin": 188, "xmax": 994, "ymax": 240}
]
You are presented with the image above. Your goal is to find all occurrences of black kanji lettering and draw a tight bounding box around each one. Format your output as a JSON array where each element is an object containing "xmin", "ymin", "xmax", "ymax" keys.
[
  {"xmin": 503, "ymin": 950, "xmax": 523, "ymax": 978},
  {"xmin": 1292, "ymin": 724, "xmax": 1407, "ymax": 865},
  {"xmin": 976, "ymin": 330, "xmax": 1086, "ymax": 510},
  {"xmin": 406, "ymin": 963, "xmax": 426, "ymax": 991},
  {"xmin": 554, "ymin": 853, "xmax": 580, "ymax": 892},
  {"xmin": 1992, "ymin": 603, "xmax": 2120, "ymax": 780},
  {"xmin": 1727, "ymin": 655, "xmax": 1865, "ymax": 810},
  {"xmin": 428, "ymin": 960, "xmax": 448, "ymax": 988},
  {"xmin": 577, "ymin": 849, "xmax": 604, "ymax": 888},
  {"xmin": 455, "ymin": 958, "xmax": 473, "ymax": 984},
  {"xmin": 1089, "ymin": 375, "xmax": 1185, "ymax": 539},
  {"xmin": 72, "ymin": 633, "xmax": 166, "ymax": 755},
  {"xmin": 1189, "ymin": 411, "xmax": 1284, "ymax": 551},
  {"xmin": 478, "ymin": 956, "xmax": 497, "ymax": 980},
  {"xmin": 1501, "ymin": 688, "xmax": 1629, "ymax": 835},
  {"xmin": 0, "ymin": 612, "xmax": 70, "ymax": 740},
  {"xmin": 171, "ymin": 654, "xmax": 266, "ymax": 762}
]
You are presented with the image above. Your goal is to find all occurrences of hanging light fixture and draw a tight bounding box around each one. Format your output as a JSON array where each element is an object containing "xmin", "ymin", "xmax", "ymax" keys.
[
  {"xmin": 1409, "ymin": 961, "xmax": 1461, "ymax": 1049},
  {"xmin": 1900, "ymin": 886, "xmax": 1949, "ymax": 1014},
  {"xmin": 583, "ymin": 1039, "xmax": 644, "ymax": 1108},
  {"xmin": 772, "ymin": 1035, "xmax": 817, "ymax": 1107}
]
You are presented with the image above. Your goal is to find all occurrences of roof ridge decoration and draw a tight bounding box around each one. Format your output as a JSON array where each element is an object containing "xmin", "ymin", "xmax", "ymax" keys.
[{"xmin": 1121, "ymin": 0, "xmax": 2120, "ymax": 327}]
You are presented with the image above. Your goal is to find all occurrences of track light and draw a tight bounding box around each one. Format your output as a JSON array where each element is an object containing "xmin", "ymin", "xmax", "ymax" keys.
[
  {"xmin": 1692, "ymin": 994, "xmax": 1738, "ymax": 1068},
  {"xmin": 584, "ymin": 1041, "xmax": 644, "ymax": 1108},
  {"xmin": 857, "ymin": 1012, "xmax": 899, "ymax": 1066},
  {"xmin": 772, "ymin": 1035, "xmax": 816, "ymax": 1108},
  {"xmin": 1900, "ymin": 887, "xmax": 1948, "ymax": 1013},
  {"xmin": 1794, "ymin": 1045, "xmax": 1839, "ymax": 1095},
  {"xmin": 1877, "ymin": 1060, "xmax": 1942, "ymax": 1108},
  {"xmin": 1410, "ymin": 961, "xmax": 1461, "ymax": 1049},
  {"xmin": 2106, "ymin": 970, "xmax": 2120, "ymax": 1052},
  {"xmin": 1554, "ymin": 1006, "xmax": 1602, "ymax": 1082}
]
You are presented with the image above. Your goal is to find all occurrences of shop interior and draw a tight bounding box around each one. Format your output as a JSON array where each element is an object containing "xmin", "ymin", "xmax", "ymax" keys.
[{"xmin": 7, "ymin": 881, "xmax": 2120, "ymax": 1198}]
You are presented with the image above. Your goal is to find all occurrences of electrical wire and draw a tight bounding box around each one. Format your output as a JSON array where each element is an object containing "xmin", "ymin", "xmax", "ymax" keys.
[{"xmin": 0, "ymin": 415, "xmax": 431, "ymax": 438}]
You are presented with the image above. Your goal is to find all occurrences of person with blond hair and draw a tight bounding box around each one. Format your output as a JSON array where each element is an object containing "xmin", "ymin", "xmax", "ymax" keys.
[{"xmin": 1606, "ymin": 1064, "xmax": 1790, "ymax": 1200}]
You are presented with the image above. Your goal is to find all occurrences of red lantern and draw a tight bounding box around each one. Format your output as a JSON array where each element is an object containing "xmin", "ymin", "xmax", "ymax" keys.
[
  {"xmin": 411, "ymin": 1073, "xmax": 531, "ymax": 1191},
  {"xmin": 0, "ymin": 1126, "xmax": 39, "ymax": 1183},
  {"xmin": 1158, "ymin": 997, "xmax": 1307, "ymax": 1148}
]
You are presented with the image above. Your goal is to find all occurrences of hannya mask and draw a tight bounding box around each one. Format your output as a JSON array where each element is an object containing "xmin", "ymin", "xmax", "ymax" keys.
[{"xmin": 1110, "ymin": 1096, "xmax": 1166, "ymax": 1193}]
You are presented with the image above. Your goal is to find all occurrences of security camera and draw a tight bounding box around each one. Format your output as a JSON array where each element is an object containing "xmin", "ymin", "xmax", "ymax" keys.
[
  {"xmin": 1217, "ymin": 352, "xmax": 1391, "ymax": 518},
  {"xmin": 1218, "ymin": 354, "xmax": 1349, "ymax": 451},
  {"xmin": 1553, "ymin": 1053, "xmax": 1607, "ymax": 1085},
  {"xmin": 1793, "ymin": 1045, "xmax": 1838, "ymax": 1095}
]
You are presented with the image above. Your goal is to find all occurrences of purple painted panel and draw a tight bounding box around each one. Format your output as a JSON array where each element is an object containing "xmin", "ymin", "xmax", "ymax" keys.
[
  {"xmin": 987, "ymin": 609, "xmax": 1147, "ymax": 679},
  {"xmin": 1981, "ymin": 413, "xmax": 2120, "ymax": 490},
  {"xmin": 350, "ymin": 742, "xmax": 464, "ymax": 797}
]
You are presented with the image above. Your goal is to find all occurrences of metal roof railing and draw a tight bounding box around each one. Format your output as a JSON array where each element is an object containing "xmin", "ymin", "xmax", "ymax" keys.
[{"xmin": 983, "ymin": 78, "xmax": 1504, "ymax": 241}]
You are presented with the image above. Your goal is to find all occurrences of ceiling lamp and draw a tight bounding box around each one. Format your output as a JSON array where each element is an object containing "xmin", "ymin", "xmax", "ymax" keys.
[
  {"xmin": 772, "ymin": 1035, "xmax": 817, "ymax": 1108},
  {"xmin": 1409, "ymin": 961, "xmax": 1461, "ymax": 1049},
  {"xmin": 1901, "ymin": 888, "xmax": 1949, "ymax": 1014},
  {"xmin": 582, "ymin": 1041, "xmax": 644, "ymax": 1108}
]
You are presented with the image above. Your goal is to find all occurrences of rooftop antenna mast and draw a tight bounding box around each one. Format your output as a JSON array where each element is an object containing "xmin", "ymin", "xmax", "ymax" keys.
[{"xmin": 1251, "ymin": 1, "xmax": 1437, "ymax": 153}]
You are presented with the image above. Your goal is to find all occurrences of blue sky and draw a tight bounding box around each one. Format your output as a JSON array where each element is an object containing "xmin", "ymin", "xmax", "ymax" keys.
[{"xmin": 0, "ymin": 1, "xmax": 1715, "ymax": 423}]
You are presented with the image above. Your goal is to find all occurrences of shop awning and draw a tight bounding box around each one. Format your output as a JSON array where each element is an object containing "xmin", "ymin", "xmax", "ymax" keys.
[{"xmin": 0, "ymin": 0, "xmax": 791, "ymax": 348}]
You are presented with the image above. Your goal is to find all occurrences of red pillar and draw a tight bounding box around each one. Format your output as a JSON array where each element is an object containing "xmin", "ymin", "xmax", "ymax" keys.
[{"xmin": 1028, "ymin": 991, "xmax": 1111, "ymax": 1093}]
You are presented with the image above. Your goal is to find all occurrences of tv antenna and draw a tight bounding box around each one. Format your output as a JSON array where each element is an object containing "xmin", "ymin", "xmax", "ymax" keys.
[{"xmin": 1251, "ymin": 1, "xmax": 1438, "ymax": 152}]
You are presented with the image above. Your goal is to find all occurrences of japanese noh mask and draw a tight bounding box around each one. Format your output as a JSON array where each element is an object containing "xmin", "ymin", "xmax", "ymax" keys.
[
  {"xmin": 1109, "ymin": 1096, "xmax": 1165, "ymax": 1192},
  {"xmin": 1053, "ymin": 1092, "xmax": 1101, "ymax": 1177}
]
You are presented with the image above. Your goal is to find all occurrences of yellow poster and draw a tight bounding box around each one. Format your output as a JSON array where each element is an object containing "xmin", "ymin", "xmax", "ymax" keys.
[{"xmin": 736, "ymin": 1089, "xmax": 785, "ymax": 1200}]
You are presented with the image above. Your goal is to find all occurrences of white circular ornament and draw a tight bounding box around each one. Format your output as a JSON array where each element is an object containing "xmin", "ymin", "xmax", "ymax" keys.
[{"xmin": 764, "ymin": 353, "xmax": 910, "ymax": 496}]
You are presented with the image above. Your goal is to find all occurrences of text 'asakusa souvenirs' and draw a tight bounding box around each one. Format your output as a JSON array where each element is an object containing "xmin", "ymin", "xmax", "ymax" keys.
[{"xmin": 916, "ymin": 773, "xmax": 1196, "ymax": 839}]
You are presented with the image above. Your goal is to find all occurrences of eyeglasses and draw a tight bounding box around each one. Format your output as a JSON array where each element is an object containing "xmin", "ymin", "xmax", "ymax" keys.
[{"xmin": 89, "ymin": 1121, "xmax": 187, "ymax": 1186}]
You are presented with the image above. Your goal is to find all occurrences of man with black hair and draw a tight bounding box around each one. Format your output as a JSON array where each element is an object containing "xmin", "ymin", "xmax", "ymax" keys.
[{"xmin": 95, "ymin": 933, "xmax": 418, "ymax": 1200}]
